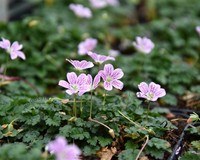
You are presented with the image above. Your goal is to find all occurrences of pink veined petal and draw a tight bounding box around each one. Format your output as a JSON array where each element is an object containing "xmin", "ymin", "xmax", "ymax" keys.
[
  {"xmin": 98, "ymin": 70, "xmax": 107, "ymax": 81},
  {"xmin": 104, "ymin": 81, "xmax": 113, "ymax": 91},
  {"xmin": 111, "ymin": 68, "xmax": 124, "ymax": 79},
  {"xmin": 150, "ymin": 96, "xmax": 159, "ymax": 102},
  {"xmin": 149, "ymin": 82, "xmax": 161, "ymax": 94},
  {"xmin": 88, "ymin": 51, "xmax": 98, "ymax": 61},
  {"xmin": 11, "ymin": 41, "xmax": 23, "ymax": 51},
  {"xmin": 77, "ymin": 74, "xmax": 87, "ymax": 85},
  {"xmin": 47, "ymin": 137, "xmax": 67, "ymax": 153},
  {"xmin": 93, "ymin": 74, "xmax": 100, "ymax": 89},
  {"xmin": 10, "ymin": 52, "xmax": 18, "ymax": 60},
  {"xmin": 16, "ymin": 51, "xmax": 26, "ymax": 60},
  {"xmin": 136, "ymin": 92, "xmax": 147, "ymax": 99},
  {"xmin": 65, "ymin": 145, "xmax": 81, "ymax": 160},
  {"xmin": 0, "ymin": 38, "xmax": 11, "ymax": 49},
  {"xmin": 104, "ymin": 64, "xmax": 114, "ymax": 76},
  {"xmin": 66, "ymin": 89, "xmax": 74, "ymax": 95},
  {"xmin": 67, "ymin": 72, "xmax": 77, "ymax": 84},
  {"xmin": 86, "ymin": 74, "xmax": 93, "ymax": 85},
  {"xmin": 112, "ymin": 79, "xmax": 123, "ymax": 90},
  {"xmin": 58, "ymin": 80, "xmax": 70, "ymax": 89},
  {"xmin": 154, "ymin": 88, "xmax": 166, "ymax": 98},
  {"xmin": 138, "ymin": 82, "xmax": 149, "ymax": 94}
]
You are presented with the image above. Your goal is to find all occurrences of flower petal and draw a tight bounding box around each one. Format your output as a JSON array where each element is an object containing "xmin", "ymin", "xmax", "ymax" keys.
[
  {"xmin": 16, "ymin": 51, "xmax": 26, "ymax": 60},
  {"xmin": 155, "ymin": 88, "xmax": 166, "ymax": 98},
  {"xmin": 0, "ymin": 38, "xmax": 10, "ymax": 49},
  {"xmin": 138, "ymin": 82, "xmax": 149, "ymax": 94},
  {"xmin": 93, "ymin": 74, "xmax": 100, "ymax": 89},
  {"xmin": 11, "ymin": 42, "xmax": 23, "ymax": 51},
  {"xmin": 104, "ymin": 64, "xmax": 114, "ymax": 75},
  {"xmin": 67, "ymin": 72, "xmax": 77, "ymax": 84},
  {"xmin": 112, "ymin": 80, "xmax": 123, "ymax": 90},
  {"xmin": 149, "ymin": 82, "xmax": 160, "ymax": 93},
  {"xmin": 77, "ymin": 73, "xmax": 87, "ymax": 85},
  {"xmin": 10, "ymin": 52, "xmax": 18, "ymax": 60},
  {"xmin": 104, "ymin": 81, "xmax": 113, "ymax": 91},
  {"xmin": 112, "ymin": 68, "xmax": 124, "ymax": 79},
  {"xmin": 58, "ymin": 80, "xmax": 70, "ymax": 89}
]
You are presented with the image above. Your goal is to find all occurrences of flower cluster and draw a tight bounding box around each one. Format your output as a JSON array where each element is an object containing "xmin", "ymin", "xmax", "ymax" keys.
[
  {"xmin": 0, "ymin": 38, "xmax": 26, "ymax": 60},
  {"xmin": 59, "ymin": 52, "xmax": 123, "ymax": 95},
  {"xmin": 47, "ymin": 136, "xmax": 81, "ymax": 160}
]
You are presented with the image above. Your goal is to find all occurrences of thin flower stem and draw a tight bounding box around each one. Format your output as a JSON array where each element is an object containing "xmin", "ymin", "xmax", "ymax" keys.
[
  {"xmin": 73, "ymin": 94, "xmax": 77, "ymax": 117},
  {"xmin": 1, "ymin": 54, "xmax": 8, "ymax": 87},
  {"xmin": 145, "ymin": 101, "xmax": 151, "ymax": 126},
  {"xmin": 102, "ymin": 90, "xmax": 107, "ymax": 110},
  {"xmin": 88, "ymin": 117, "xmax": 111, "ymax": 130},
  {"xmin": 80, "ymin": 97, "xmax": 83, "ymax": 116},
  {"xmin": 118, "ymin": 110, "xmax": 149, "ymax": 133},
  {"xmin": 135, "ymin": 135, "xmax": 149, "ymax": 160},
  {"xmin": 89, "ymin": 91, "xmax": 93, "ymax": 118}
]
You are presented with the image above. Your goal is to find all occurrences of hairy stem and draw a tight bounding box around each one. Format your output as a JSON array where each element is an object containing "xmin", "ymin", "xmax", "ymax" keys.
[
  {"xmin": 89, "ymin": 91, "xmax": 93, "ymax": 118},
  {"xmin": 73, "ymin": 94, "xmax": 77, "ymax": 117}
]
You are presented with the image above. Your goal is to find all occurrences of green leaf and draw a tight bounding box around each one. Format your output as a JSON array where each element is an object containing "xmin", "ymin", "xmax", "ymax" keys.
[
  {"xmin": 59, "ymin": 125, "xmax": 72, "ymax": 137},
  {"xmin": 70, "ymin": 128, "xmax": 90, "ymax": 140},
  {"xmin": 191, "ymin": 141, "xmax": 200, "ymax": 150},
  {"xmin": 118, "ymin": 149, "xmax": 139, "ymax": 160},
  {"xmin": 98, "ymin": 136, "xmax": 112, "ymax": 147},
  {"xmin": 148, "ymin": 137, "xmax": 171, "ymax": 150}
]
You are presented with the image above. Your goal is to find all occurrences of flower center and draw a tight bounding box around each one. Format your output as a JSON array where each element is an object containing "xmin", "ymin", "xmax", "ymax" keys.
[
  {"xmin": 72, "ymin": 84, "xmax": 79, "ymax": 91},
  {"xmin": 106, "ymin": 76, "xmax": 112, "ymax": 82},
  {"xmin": 147, "ymin": 92, "xmax": 154, "ymax": 100}
]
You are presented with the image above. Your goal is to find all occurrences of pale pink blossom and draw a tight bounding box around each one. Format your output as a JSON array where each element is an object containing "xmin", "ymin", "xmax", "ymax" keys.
[
  {"xmin": 89, "ymin": 0, "xmax": 107, "ymax": 9},
  {"xmin": 136, "ymin": 82, "xmax": 166, "ymax": 101},
  {"xmin": 99, "ymin": 64, "xmax": 124, "ymax": 91},
  {"xmin": 47, "ymin": 136, "xmax": 81, "ymax": 160},
  {"xmin": 78, "ymin": 38, "xmax": 97, "ymax": 55},
  {"xmin": 86, "ymin": 74, "xmax": 101, "ymax": 91},
  {"xmin": 133, "ymin": 36, "xmax": 154, "ymax": 54},
  {"xmin": 88, "ymin": 51, "xmax": 115, "ymax": 64},
  {"xmin": 108, "ymin": 49, "xmax": 119, "ymax": 57},
  {"xmin": 196, "ymin": 26, "xmax": 200, "ymax": 36},
  {"xmin": 66, "ymin": 59, "xmax": 94, "ymax": 70},
  {"xmin": 89, "ymin": 0, "xmax": 119, "ymax": 8},
  {"xmin": 59, "ymin": 72, "xmax": 89, "ymax": 96},
  {"xmin": 0, "ymin": 38, "xmax": 25, "ymax": 60},
  {"xmin": 69, "ymin": 4, "xmax": 92, "ymax": 18}
]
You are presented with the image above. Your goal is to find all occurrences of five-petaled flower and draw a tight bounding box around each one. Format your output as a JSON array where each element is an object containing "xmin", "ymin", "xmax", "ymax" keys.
[
  {"xmin": 0, "ymin": 38, "xmax": 26, "ymax": 60},
  {"xmin": 69, "ymin": 4, "xmax": 92, "ymax": 18},
  {"xmin": 67, "ymin": 59, "xmax": 94, "ymax": 70},
  {"xmin": 99, "ymin": 64, "xmax": 124, "ymax": 91},
  {"xmin": 47, "ymin": 136, "xmax": 81, "ymax": 160},
  {"xmin": 133, "ymin": 36, "xmax": 154, "ymax": 54},
  {"xmin": 196, "ymin": 26, "xmax": 200, "ymax": 36},
  {"xmin": 136, "ymin": 82, "xmax": 166, "ymax": 101},
  {"xmin": 86, "ymin": 74, "xmax": 101, "ymax": 91},
  {"xmin": 58, "ymin": 72, "xmax": 89, "ymax": 96},
  {"xmin": 78, "ymin": 38, "xmax": 97, "ymax": 55},
  {"xmin": 88, "ymin": 51, "xmax": 115, "ymax": 64}
]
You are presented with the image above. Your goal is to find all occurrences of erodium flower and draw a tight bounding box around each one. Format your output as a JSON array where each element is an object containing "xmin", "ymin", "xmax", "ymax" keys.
[
  {"xmin": 78, "ymin": 38, "xmax": 97, "ymax": 55},
  {"xmin": 108, "ymin": 49, "xmax": 119, "ymax": 57},
  {"xmin": 196, "ymin": 26, "xmax": 200, "ymax": 36},
  {"xmin": 58, "ymin": 72, "xmax": 89, "ymax": 96},
  {"xmin": 86, "ymin": 74, "xmax": 101, "ymax": 91},
  {"xmin": 133, "ymin": 36, "xmax": 154, "ymax": 54},
  {"xmin": 136, "ymin": 82, "xmax": 166, "ymax": 101},
  {"xmin": 88, "ymin": 51, "xmax": 115, "ymax": 64},
  {"xmin": 0, "ymin": 38, "xmax": 26, "ymax": 60},
  {"xmin": 66, "ymin": 59, "xmax": 94, "ymax": 70},
  {"xmin": 99, "ymin": 64, "xmax": 124, "ymax": 91},
  {"xmin": 47, "ymin": 136, "xmax": 81, "ymax": 160},
  {"xmin": 89, "ymin": 0, "xmax": 119, "ymax": 8},
  {"xmin": 69, "ymin": 4, "xmax": 92, "ymax": 18}
]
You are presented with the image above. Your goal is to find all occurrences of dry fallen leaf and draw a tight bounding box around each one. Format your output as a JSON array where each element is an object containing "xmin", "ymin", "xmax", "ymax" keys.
[{"xmin": 97, "ymin": 147, "xmax": 117, "ymax": 160}]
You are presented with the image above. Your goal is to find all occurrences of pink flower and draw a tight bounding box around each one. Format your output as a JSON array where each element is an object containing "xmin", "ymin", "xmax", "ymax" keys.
[
  {"xmin": 89, "ymin": 0, "xmax": 107, "ymax": 9},
  {"xmin": 196, "ymin": 26, "xmax": 200, "ymax": 36},
  {"xmin": 69, "ymin": 4, "xmax": 92, "ymax": 18},
  {"xmin": 47, "ymin": 136, "xmax": 81, "ymax": 160},
  {"xmin": 78, "ymin": 38, "xmax": 97, "ymax": 55},
  {"xmin": 99, "ymin": 64, "xmax": 124, "ymax": 91},
  {"xmin": 108, "ymin": 49, "xmax": 119, "ymax": 57},
  {"xmin": 136, "ymin": 82, "xmax": 166, "ymax": 101},
  {"xmin": 66, "ymin": 59, "xmax": 94, "ymax": 70},
  {"xmin": 89, "ymin": 0, "xmax": 119, "ymax": 8},
  {"xmin": 88, "ymin": 51, "xmax": 115, "ymax": 64},
  {"xmin": 0, "ymin": 38, "xmax": 25, "ymax": 60},
  {"xmin": 133, "ymin": 37, "xmax": 154, "ymax": 54},
  {"xmin": 86, "ymin": 74, "xmax": 101, "ymax": 91},
  {"xmin": 58, "ymin": 72, "xmax": 89, "ymax": 96},
  {"xmin": 106, "ymin": 0, "xmax": 119, "ymax": 6}
]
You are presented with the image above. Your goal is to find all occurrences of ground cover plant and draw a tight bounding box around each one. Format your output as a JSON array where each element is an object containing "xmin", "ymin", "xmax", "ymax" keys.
[{"xmin": 0, "ymin": 0, "xmax": 200, "ymax": 159}]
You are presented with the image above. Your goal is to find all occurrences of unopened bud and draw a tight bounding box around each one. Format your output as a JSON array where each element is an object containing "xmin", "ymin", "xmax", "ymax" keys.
[{"xmin": 109, "ymin": 129, "xmax": 115, "ymax": 139}]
